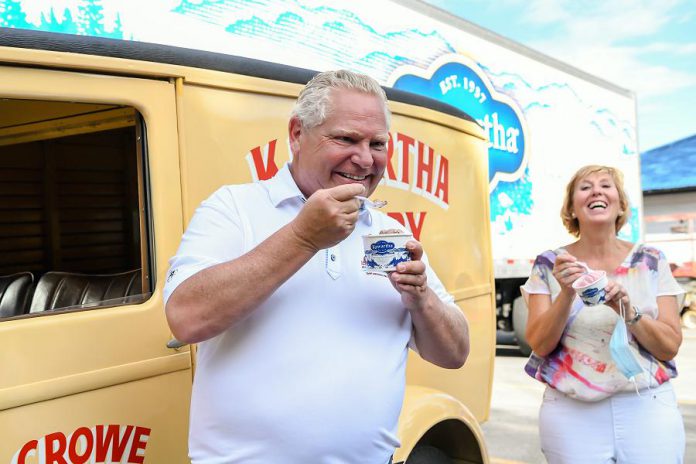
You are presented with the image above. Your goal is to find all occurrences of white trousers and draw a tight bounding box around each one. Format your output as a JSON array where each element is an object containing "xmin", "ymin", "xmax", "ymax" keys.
[{"xmin": 539, "ymin": 382, "xmax": 685, "ymax": 464}]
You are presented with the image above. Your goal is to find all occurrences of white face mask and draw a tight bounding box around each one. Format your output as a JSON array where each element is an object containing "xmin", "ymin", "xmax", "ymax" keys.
[{"xmin": 609, "ymin": 301, "xmax": 644, "ymax": 381}]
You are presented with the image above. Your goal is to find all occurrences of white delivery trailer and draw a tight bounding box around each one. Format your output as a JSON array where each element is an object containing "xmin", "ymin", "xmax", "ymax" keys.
[{"xmin": 2, "ymin": 0, "xmax": 643, "ymax": 353}]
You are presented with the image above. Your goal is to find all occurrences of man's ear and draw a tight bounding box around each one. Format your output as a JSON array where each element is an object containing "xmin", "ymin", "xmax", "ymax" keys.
[{"xmin": 288, "ymin": 117, "xmax": 302, "ymax": 158}]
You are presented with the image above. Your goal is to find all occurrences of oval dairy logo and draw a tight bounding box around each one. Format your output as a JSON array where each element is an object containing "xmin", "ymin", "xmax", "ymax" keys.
[
  {"xmin": 371, "ymin": 240, "xmax": 395, "ymax": 253},
  {"xmin": 388, "ymin": 54, "xmax": 529, "ymax": 192}
]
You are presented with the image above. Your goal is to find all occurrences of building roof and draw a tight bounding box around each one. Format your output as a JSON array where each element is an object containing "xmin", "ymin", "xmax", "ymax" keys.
[{"xmin": 641, "ymin": 134, "xmax": 696, "ymax": 193}]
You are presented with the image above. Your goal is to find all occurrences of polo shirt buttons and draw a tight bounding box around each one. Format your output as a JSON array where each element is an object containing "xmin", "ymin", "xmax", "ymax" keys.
[{"xmin": 326, "ymin": 246, "xmax": 341, "ymax": 280}]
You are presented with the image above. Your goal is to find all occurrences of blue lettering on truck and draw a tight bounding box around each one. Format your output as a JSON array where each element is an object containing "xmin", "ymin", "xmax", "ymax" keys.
[{"xmin": 390, "ymin": 56, "xmax": 528, "ymax": 191}]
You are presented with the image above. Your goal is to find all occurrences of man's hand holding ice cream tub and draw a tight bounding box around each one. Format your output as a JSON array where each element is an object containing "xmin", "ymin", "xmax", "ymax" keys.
[
  {"xmin": 362, "ymin": 229, "xmax": 437, "ymax": 310},
  {"xmin": 362, "ymin": 231, "xmax": 413, "ymax": 273}
]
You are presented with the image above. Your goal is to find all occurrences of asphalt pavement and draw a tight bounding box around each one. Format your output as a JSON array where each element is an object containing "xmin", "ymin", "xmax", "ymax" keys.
[{"xmin": 481, "ymin": 328, "xmax": 696, "ymax": 464}]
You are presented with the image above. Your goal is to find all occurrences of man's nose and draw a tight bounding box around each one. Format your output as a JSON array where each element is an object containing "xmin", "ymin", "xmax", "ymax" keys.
[{"xmin": 351, "ymin": 142, "xmax": 374, "ymax": 169}]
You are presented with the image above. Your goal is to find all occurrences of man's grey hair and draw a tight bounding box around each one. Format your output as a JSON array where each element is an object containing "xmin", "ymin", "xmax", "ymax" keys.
[{"xmin": 291, "ymin": 69, "xmax": 391, "ymax": 129}]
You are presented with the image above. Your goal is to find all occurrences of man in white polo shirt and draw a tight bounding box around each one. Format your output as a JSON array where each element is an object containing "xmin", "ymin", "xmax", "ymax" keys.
[{"xmin": 163, "ymin": 69, "xmax": 470, "ymax": 464}]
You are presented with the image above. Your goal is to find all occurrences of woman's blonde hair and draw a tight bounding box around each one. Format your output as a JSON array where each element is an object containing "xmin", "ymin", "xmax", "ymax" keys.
[{"xmin": 561, "ymin": 165, "xmax": 630, "ymax": 237}]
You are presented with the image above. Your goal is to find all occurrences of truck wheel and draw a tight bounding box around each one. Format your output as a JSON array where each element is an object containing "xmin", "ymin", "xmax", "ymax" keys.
[
  {"xmin": 406, "ymin": 445, "xmax": 452, "ymax": 463},
  {"xmin": 682, "ymin": 308, "xmax": 696, "ymax": 329},
  {"xmin": 513, "ymin": 296, "xmax": 532, "ymax": 356}
]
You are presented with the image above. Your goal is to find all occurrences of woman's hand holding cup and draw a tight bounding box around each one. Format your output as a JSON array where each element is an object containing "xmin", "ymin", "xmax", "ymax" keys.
[
  {"xmin": 552, "ymin": 252, "xmax": 586, "ymax": 293},
  {"xmin": 603, "ymin": 280, "xmax": 632, "ymax": 316}
]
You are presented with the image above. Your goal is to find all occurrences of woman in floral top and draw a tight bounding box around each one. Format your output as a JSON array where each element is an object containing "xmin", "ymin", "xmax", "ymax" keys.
[{"xmin": 522, "ymin": 165, "xmax": 685, "ymax": 463}]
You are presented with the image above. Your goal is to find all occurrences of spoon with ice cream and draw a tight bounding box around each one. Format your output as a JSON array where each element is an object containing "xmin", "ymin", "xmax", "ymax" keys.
[
  {"xmin": 576, "ymin": 261, "xmax": 592, "ymax": 274},
  {"xmin": 555, "ymin": 248, "xmax": 593, "ymax": 274},
  {"xmin": 570, "ymin": 260, "xmax": 609, "ymax": 305},
  {"xmin": 555, "ymin": 249, "xmax": 605, "ymax": 292},
  {"xmin": 355, "ymin": 196, "xmax": 387, "ymax": 209}
]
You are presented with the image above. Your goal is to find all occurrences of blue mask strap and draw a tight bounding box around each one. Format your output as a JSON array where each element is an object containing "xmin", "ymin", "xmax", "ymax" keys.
[{"xmin": 619, "ymin": 300, "xmax": 663, "ymax": 400}]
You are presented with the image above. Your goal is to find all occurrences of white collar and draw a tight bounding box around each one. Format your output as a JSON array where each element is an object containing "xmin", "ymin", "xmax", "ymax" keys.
[
  {"xmin": 262, "ymin": 163, "xmax": 373, "ymax": 225},
  {"xmin": 263, "ymin": 163, "xmax": 304, "ymax": 207}
]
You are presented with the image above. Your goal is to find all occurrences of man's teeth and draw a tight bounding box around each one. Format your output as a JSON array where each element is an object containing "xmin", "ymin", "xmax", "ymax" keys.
[{"xmin": 340, "ymin": 173, "xmax": 367, "ymax": 181}]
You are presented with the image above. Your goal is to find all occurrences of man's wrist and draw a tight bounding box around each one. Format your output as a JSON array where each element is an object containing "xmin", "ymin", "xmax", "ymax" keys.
[{"xmin": 286, "ymin": 221, "xmax": 320, "ymax": 254}]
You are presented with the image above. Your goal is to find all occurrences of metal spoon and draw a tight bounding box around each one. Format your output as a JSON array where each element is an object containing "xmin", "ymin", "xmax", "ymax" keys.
[
  {"xmin": 555, "ymin": 249, "xmax": 592, "ymax": 274},
  {"xmin": 576, "ymin": 261, "xmax": 593, "ymax": 274},
  {"xmin": 355, "ymin": 196, "xmax": 387, "ymax": 209}
]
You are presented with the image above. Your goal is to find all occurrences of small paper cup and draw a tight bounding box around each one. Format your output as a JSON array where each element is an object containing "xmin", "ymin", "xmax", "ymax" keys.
[
  {"xmin": 572, "ymin": 270, "xmax": 608, "ymax": 306},
  {"xmin": 362, "ymin": 233, "xmax": 412, "ymax": 272}
]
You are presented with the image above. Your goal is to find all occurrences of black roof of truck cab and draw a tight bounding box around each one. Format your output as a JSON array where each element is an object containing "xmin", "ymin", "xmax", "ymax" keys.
[{"xmin": 0, "ymin": 27, "xmax": 477, "ymax": 125}]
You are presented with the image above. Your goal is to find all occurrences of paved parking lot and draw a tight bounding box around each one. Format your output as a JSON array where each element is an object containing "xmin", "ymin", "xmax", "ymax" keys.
[{"xmin": 482, "ymin": 328, "xmax": 696, "ymax": 463}]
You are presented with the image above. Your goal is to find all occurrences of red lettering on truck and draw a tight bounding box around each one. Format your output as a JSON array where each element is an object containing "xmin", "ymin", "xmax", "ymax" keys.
[
  {"xmin": 387, "ymin": 212, "xmax": 427, "ymax": 241},
  {"xmin": 246, "ymin": 139, "xmax": 279, "ymax": 181},
  {"xmin": 382, "ymin": 133, "xmax": 449, "ymax": 209},
  {"xmin": 11, "ymin": 425, "xmax": 152, "ymax": 464},
  {"xmin": 415, "ymin": 141, "xmax": 434, "ymax": 192},
  {"xmin": 385, "ymin": 132, "xmax": 397, "ymax": 181},
  {"xmin": 68, "ymin": 427, "xmax": 93, "ymax": 464},
  {"xmin": 245, "ymin": 133, "xmax": 449, "ymax": 209},
  {"xmin": 15, "ymin": 440, "xmax": 38, "ymax": 463},
  {"xmin": 394, "ymin": 133, "xmax": 414, "ymax": 185},
  {"xmin": 96, "ymin": 425, "xmax": 133, "ymax": 461},
  {"xmin": 127, "ymin": 427, "xmax": 150, "ymax": 464},
  {"xmin": 44, "ymin": 432, "xmax": 67, "ymax": 464}
]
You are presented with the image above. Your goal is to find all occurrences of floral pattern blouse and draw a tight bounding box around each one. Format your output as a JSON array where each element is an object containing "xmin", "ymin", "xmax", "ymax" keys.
[{"xmin": 521, "ymin": 243, "xmax": 685, "ymax": 401}]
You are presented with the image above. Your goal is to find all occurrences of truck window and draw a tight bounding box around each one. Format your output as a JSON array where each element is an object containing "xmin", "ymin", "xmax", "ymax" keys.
[{"xmin": 0, "ymin": 99, "xmax": 152, "ymax": 320}]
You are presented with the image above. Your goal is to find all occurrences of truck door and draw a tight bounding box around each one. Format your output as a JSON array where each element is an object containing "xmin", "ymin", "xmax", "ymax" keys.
[{"xmin": 0, "ymin": 64, "xmax": 191, "ymax": 463}]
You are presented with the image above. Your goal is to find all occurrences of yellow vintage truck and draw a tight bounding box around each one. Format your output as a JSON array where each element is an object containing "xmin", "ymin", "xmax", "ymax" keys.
[{"xmin": 0, "ymin": 29, "xmax": 494, "ymax": 463}]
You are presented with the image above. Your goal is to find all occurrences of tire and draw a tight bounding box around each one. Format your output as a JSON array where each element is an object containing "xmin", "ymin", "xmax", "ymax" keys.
[
  {"xmin": 406, "ymin": 445, "xmax": 452, "ymax": 464},
  {"xmin": 512, "ymin": 296, "xmax": 532, "ymax": 356},
  {"xmin": 682, "ymin": 308, "xmax": 696, "ymax": 329}
]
